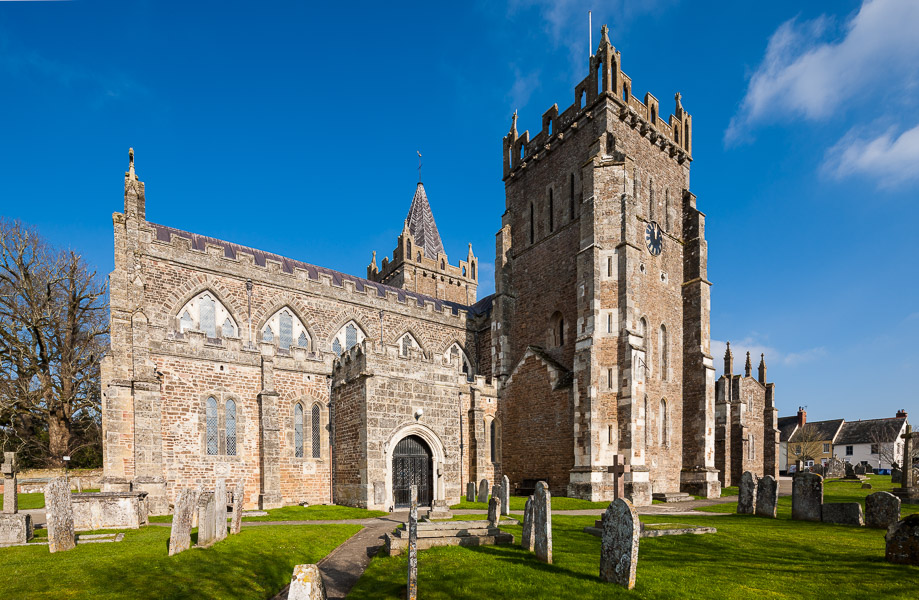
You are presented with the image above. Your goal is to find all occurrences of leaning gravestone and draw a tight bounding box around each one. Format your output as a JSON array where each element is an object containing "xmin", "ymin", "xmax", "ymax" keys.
[
  {"xmin": 466, "ymin": 482, "xmax": 475, "ymax": 503},
  {"xmin": 534, "ymin": 481, "xmax": 552, "ymax": 564},
  {"xmin": 737, "ymin": 471, "xmax": 757, "ymax": 515},
  {"xmin": 488, "ymin": 496, "xmax": 502, "ymax": 527},
  {"xmin": 288, "ymin": 564, "xmax": 327, "ymax": 600},
  {"xmin": 169, "ymin": 488, "xmax": 198, "ymax": 556},
  {"xmin": 792, "ymin": 472, "xmax": 823, "ymax": 522},
  {"xmin": 46, "ymin": 477, "xmax": 76, "ymax": 553},
  {"xmin": 231, "ymin": 479, "xmax": 245, "ymax": 535},
  {"xmin": 196, "ymin": 491, "xmax": 217, "ymax": 547},
  {"xmin": 885, "ymin": 514, "xmax": 919, "ymax": 566},
  {"xmin": 502, "ymin": 475, "xmax": 511, "ymax": 516},
  {"xmin": 477, "ymin": 479, "xmax": 489, "ymax": 503},
  {"xmin": 521, "ymin": 495, "xmax": 535, "ymax": 552},
  {"xmin": 865, "ymin": 491, "xmax": 900, "ymax": 529},
  {"xmin": 755, "ymin": 475, "xmax": 778, "ymax": 518},
  {"xmin": 215, "ymin": 479, "xmax": 228, "ymax": 542},
  {"xmin": 600, "ymin": 498, "xmax": 640, "ymax": 589}
]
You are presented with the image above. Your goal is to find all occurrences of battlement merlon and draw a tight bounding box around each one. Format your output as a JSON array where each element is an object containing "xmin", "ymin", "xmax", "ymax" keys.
[
  {"xmin": 332, "ymin": 339, "xmax": 488, "ymax": 388},
  {"xmin": 368, "ymin": 228, "xmax": 479, "ymax": 287},
  {"xmin": 503, "ymin": 25, "xmax": 692, "ymax": 179}
]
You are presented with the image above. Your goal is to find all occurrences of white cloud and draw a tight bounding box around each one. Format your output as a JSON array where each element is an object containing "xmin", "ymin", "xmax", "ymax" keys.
[
  {"xmin": 726, "ymin": 0, "xmax": 919, "ymax": 145},
  {"xmin": 823, "ymin": 123, "xmax": 919, "ymax": 184},
  {"xmin": 711, "ymin": 336, "xmax": 825, "ymax": 377},
  {"xmin": 506, "ymin": 66, "xmax": 541, "ymax": 113}
]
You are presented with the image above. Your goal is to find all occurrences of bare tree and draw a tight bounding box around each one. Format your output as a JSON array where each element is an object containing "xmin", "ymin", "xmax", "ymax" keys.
[
  {"xmin": 789, "ymin": 424, "xmax": 825, "ymax": 465},
  {"xmin": 0, "ymin": 219, "xmax": 107, "ymax": 467},
  {"xmin": 867, "ymin": 420, "xmax": 908, "ymax": 469}
]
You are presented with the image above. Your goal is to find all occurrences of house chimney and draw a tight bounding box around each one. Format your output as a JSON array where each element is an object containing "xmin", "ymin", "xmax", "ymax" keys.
[
  {"xmin": 797, "ymin": 407, "xmax": 806, "ymax": 427},
  {"xmin": 896, "ymin": 409, "xmax": 908, "ymax": 419}
]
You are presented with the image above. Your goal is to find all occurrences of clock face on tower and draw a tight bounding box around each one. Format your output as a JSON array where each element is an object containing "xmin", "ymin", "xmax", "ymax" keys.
[{"xmin": 645, "ymin": 221, "xmax": 663, "ymax": 256}]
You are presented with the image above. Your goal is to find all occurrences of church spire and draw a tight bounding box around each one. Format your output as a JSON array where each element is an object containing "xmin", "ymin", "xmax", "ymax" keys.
[{"xmin": 403, "ymin": 183, "xmax": 444, "ymax": 259}]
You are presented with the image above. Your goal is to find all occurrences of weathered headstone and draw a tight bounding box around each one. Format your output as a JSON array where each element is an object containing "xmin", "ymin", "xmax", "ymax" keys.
[
  {"xmin": 2, "ymin": 452, "xmax": 18, "ymax": 514},
  {"xmin": 854, "ymin": 463, "xmax": 866, "ymax": 476},
  {"xmin": 501, "ymin": 474, "xmax": 511, "ymax": 516},
  {"xmin": 737, "ymin": 471, "xmax": 757, "ymax": 515},
  {"xmin": 491, "ymin": 484, "xmax": 502, "ymax": 506},
  {"xmin": 214, "ymin": 479, "xmax": 228, "ymax": 542},
  {"xmin": 231, "ymin": 479, "xmax": 245, "ymax": 535},
  {"xmin": 487, "ymin": 496, "xmax": 502, "ymax": 526},
  {"xmin": 407, "ymin": 485, "xmax": 418, "ymax": 600},
  {"xmin": 477, "ymin": 478, "xmax": 488, "ymax": 503},
  {"xmin": 755, "ymin": 475, "xmax": 778, "ymax": 518},
  {"xmin": 287, "ymin": 564, "xmax": 327, "ymax": 600},
  {"xmin": 0, "ymin": 510, "xmax": 32, "ymax": 545},
  {"xmin": 885, "ymin": 514, "xmax": 919, "ymax": 566},
  {"xmin": 599, "ymin": 498, "xmax": 640, "ymax": 589},
  {"xmin": 169, "ymin": 488, "xmax": 198, "ymax": 556},
  {"xmin": 891, "ymin": 465, "xmax": 902, "ymax": 485},
  {"xmin": 821, "ymin": 502, "xmax": 864, "ymax": 526},
  {"xmin": 864, "ymin": 464, "xmax": 874, "ymax": 474},
  {"xmin": 608, "ymin": 454, "xmax": 630, "ymax": 501},
  {"xmin": 521, "ymin": 495, "xmax": 535, "ymax": 552},
  {"xmin": 865, "ymin": 491, "xmax": 900, "ymax": 529},
  {"xmin": 844, "ymin": 462, "xmax": 857, "ymax": 479},
  {"xmin": 466, "ymin": 481, "xmax": 475, "ymax": 503},
  {"xmin": 46, "ymin": 477, "xmax": 76, "ymax": 553},
  {"xmin": 196, "ymin": 491, "xmax": 217, "ymax": 547},
  {"xmin": 825, "ymin": 457, "xmax": 846, "ymax": 479},
  {"xmin": 792, "ymin": 472, "xmax": 823, "ymax": 522},
  {"xmin": 534, "ymin": 480, "xmax": 552, "ymax": 564},
  {"xmin": 861, "ymin": 483, "xmax": 872, "ymax": 489}
]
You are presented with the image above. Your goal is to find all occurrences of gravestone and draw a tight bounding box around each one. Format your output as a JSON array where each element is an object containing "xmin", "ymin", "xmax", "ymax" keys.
[
  {"xmin": 488, "ymin": 496, "xmax": 502, "ymax": 527},
  {"xmin": 608, "ymin": 454, "xmax": 630, "ymax": 500},
  {"xmin": 2, "ymin": 452, "xmax": 18, "ymax": 513},
  {"xmin": 755, "ymin": 475, "xmax": 778, "ymax": 518},
  {"xmin": 533, "ymin": 481, "xmax": 552, "ymax": 564},
  {"xmin": 844, "ymin": 462, "xmax": 857, "ymax": 479},
  {"xmin": 825, "ymin": 457, "xmax": 846, "ymax": 479},
  {"xmin": 502, "ymin": 475, "xmax": 511, "ymax": 516},
  {"xmin": 792, "ymin": 472, "xmax": 823, "ymax": 522},
  {"xmin": 599, "ymin": 498, "xmax": 640, "ymax": 589},
  {"xmin": 287, "ymin": 564, "xmax": 327, "ymax": 600},
  {"xmin": 231, "ymin": 479, "xmax": 245, "ymax": 535},
  {"xmin": 865, "ymin": 492, "xmax": 900, "ymax": 529},
  {"xmin": 491, "ymin": 484, "xmax": 502, "ymax": 506},
  {"xmin": 466, "ymin": 482, "xmax": 475, "ymax": 502},
  {"xmin": 521, "ymin": 495, "xmax": 535, "ymax": 552},
  {"xmin": 864, "ymin": 464, "xmax": 874, "ymax": 474},
  {"xmin": 854, "ymin": 463, "xmax": 866, "ymax": 476},
  {"xmin": 891, "ymin": 464, "xmax": 902, "ymax": 485},
  {"xmin": 885, "ymin": 514, "xmax": 919, "ymax": 566},
  {"xmin": 215, "ymin": 479, "xmax": 228, "ymax": 542},
  {"xmin": 407, "ymin": 485, "xmax": 418, "ymax": 600},
  {"xmin": 737, "ymin": 471, "xmax": 757, "ymax": 515},
  {"xmin": 196, "ymin": 491, "xmax": 217, "ymax": 547},
  {"xmin": 169, "ymin": 488, "xmax": 198, "ymax": 556},
  {"xmin": 477, "ymin": 479, "xmax": 488, "ymax": 503},
  {"xmin": 46, "ymin": 477, "xmax": 76, "ymax": 553},
  {"xmin": 821, "ymin": 502, "xmax": 864, "ymax": 526},
  {"xmin": 861, "ymin": 483, "xmax": 872, "ymax": 489}
]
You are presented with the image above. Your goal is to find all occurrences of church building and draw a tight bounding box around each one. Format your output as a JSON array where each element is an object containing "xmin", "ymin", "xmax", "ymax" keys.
[{"xmin": 101, "ymin": 27, "xmax": 778, "ymax": 513}]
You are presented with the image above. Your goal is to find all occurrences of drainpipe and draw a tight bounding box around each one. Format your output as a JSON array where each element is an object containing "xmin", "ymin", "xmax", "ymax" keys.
[
  {"xmin": 459, "ymin": 390, "xmax": 464, "ymax": 487},
  {"xmin": 327, "ymin": 375, "xmax": 334, "ymax": 504}
]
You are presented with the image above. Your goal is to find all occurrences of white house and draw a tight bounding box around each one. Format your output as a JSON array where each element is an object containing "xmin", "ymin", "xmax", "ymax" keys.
[{"xmin": 833, "ymin": 412, "xmax": 908, "ymax": 472}]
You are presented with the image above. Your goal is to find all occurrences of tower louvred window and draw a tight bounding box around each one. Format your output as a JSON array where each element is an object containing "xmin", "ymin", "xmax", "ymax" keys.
[{"xmin": 176, "ymin": 292, "xmax": 237, "ymax": 338}]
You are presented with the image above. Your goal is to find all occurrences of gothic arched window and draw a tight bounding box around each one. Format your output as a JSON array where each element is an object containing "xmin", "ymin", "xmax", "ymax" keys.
[
  {"xmin": 294, "ymin": 403, "xmax": 304, "ymax": 458},
  {"xmin": 445, "ymin": 343, "xmax": 472, "ymax": 380},
  {"xmin": 660, "ymin": 399, "xmax": 669, "ymax": 446},
  {"xmin": 262, "ymin": 308, "xmax": 310, "ymax": 351},
  {"xmin": 659, "ymin": 324, "xmax": 668, "ymax": 381},
  {"xmin": 331, "ymin": 321, "xmax": 365, "ymax": 356},
  {"xmin": 177, "ymin": 292, "xmax": 237, "ymax": 338},
  {"xmin": 400, "ymin": 332, "xmax": 420, "ymax": 356},
  {"xmin": 206, "ymin": 397, "xmax": 218, "ymax": 456},
  {"xmin": 311, "ymin": 404, "xmax": 321, "ymax": 459},
  {"xmin": 225, "ymin": 399, "xmax": 237, "ymax": 456}
]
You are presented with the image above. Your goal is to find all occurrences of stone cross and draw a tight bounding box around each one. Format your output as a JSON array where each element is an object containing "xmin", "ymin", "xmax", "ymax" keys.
[
  {"xmin": 607, "ymin": 454, "xmax": 631, "ymax": 500},
  {"xmin": 407, "ymin": 485, "xmax": 418, "ymax": 600},
  {"xmin": 521, "ymin": 495, "xmax": 535, "ymax": 552},
  {"xmin": 477, "ymin": 478, "xmax": 488, "ymax": 503},
  {"xmin": 2, "ymin": 452, "xmax": 18, "ymax": 514},
  {"xmin": 533, "ymin": 481, "xmax": 552, "ymax": 564},
  {"xmin": 600, "ymin": 498, "xmax": 640, "ymax": 589},
  {"xmin": 46, "ymin": 477, "xmax": 76, "ymax": 553},
  {"xmin": 287, "ymin": 564, "xmax": 328, "ymax": 600},
  {"xmin": 466, "ymin": 481, "xmax": 475, "ymax": 503},
  {"xmin": 900, "ymin": 425, "xmax": 916, "ymax": 489},
  {"xmin": 501, "ymin": 475, "xmax": 511, "ymax": 516},
  {"xmin": 231, "ymin": 479, "xmax": 245, "ymax": 535},
  {"xmin": 169, "ymin": 488, "xmax": 198, "ymax": 556},
  {"xmin": 488, "ymin": 496, "xmax": 502, "ymax": 526},
  {"xmin": 215, "ymin": 479, "xmax": 228, "ymax": 542}
]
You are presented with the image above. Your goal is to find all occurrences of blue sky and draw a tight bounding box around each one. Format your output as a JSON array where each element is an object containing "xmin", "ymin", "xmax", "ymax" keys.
[{"xmin": 0, "ymin": 0, "xmax": 916, "ymax": 422}]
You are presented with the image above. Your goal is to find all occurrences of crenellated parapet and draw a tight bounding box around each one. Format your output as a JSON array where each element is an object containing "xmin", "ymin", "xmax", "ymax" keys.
[{"xmin": 503, "ymin": 24, "xmax": 692, "ymax": 180}]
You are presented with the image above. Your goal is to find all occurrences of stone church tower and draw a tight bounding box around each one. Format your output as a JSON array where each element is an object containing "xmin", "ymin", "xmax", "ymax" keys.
[{"xmin": 494, "ymin": 26, "xmax": 720, "ymax": 503}]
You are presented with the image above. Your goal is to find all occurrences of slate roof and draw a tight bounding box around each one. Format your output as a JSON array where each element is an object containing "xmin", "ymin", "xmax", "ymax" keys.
[
  {"xmin": 789, "ymin": 419, "xmax": 845, "ymax": 443},
  {"xmin": 404, "ymin": 183, "xmax": 445, "ymax": 259},
  {"xmin": 777, "ymin": 416, "xmax": 799, "ymax": 442},
  {"xmin": 836, "ymin": 418, "xmax": 906, "ymax": 445},
  {"xmin": 151, "ymin": 222, "xmax": 471, "ymax": 316}
]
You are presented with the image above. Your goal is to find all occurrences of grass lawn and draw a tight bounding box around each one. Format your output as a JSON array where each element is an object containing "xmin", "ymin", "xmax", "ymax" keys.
[
  {"xmin": 349, "ymin": 510, "xmax": 917, "ymax": 599},
  {"xmin": 0, "ymin": 489, "xmax": 101, "ymax": 511},
  {"xmin": 451, "ymin": 495, "xmax": 610, "ymax": 511},
  {"xmin": 149, "ymin": 503, "xmax": 387, "ymax": 524},
  {"xmin": 0, "ymin": 523, "xmax": 360, "ymax": 599},
  {"xmin": 696, "ymin": 474, "xmax": 919, "ymax": 516}
]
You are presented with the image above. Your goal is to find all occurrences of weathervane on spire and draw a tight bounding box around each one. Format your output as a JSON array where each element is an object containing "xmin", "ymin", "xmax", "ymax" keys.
[{"xmin": 417, "ymin": 151, "xmax": 423, "ymax": 182}]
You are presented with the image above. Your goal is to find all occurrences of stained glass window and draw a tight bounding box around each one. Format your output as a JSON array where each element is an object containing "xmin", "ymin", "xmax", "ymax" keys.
[
  {"xmin": 311, "ymin": 404, "xmax": 321, "ymax": 459},
  {"xmin": 294, "ymin": 404, "xmax": 304, "ymax": 458},
  {"xmin": 206, "ymin": 397, "xmax": 218, "ymax": 455},
  {"xmin": 225, "ymin": 399, "xmax": 237, "ymax": 456},
  {"xmin": 200, "ymin": 295, "xmax": 216, "ymax": 338}
]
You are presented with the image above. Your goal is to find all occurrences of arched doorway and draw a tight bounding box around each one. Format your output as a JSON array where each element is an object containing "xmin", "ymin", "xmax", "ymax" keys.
[{"xmin": 392, "ymin": 435, "xmax": 433, "ymax": 508}]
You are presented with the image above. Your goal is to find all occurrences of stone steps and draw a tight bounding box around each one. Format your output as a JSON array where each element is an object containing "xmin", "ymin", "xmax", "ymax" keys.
[{"xmin": 652, "ymin": 492, "xmax": 694, "ymax": 503}]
